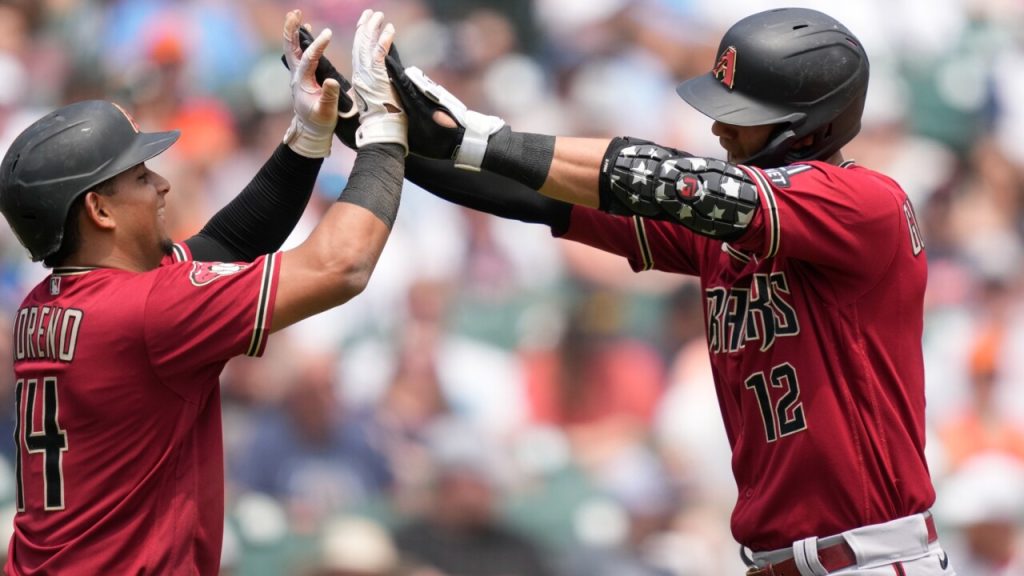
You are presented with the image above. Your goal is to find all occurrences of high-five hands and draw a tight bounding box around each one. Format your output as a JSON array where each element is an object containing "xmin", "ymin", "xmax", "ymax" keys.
[
  {"xmin": 281, "ymin": 9, "xmax": 340, "ymax": 158},
  {"xmin": 350, "ymin": 10, "xmax": 408, "ymax": 153},
  {"xmin": 283, "ymin": 10, "xmax": 499, "ymax": 166},
  {"xmin": 383, "ymin": 52, "xmax": 504, "ymax": 171}
]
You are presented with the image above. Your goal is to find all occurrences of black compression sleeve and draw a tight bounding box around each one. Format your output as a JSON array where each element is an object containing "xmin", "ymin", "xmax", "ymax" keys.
[
  {"xmin": 406, "ymin": 154, "xmax": 573, "ymax": 236},
  {"xmin": 185, "ymin": 144, "xmax": 321, "ymax": 262}
]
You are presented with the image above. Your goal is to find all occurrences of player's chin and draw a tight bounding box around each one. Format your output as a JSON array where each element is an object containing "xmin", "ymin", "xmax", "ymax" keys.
[{"xmin": 159, "ymin": 237, "xmax": 175, "ymax": 256}]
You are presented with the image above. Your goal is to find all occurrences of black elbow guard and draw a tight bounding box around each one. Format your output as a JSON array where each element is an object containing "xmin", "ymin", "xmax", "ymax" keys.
[{"xmin": 598, "ymin": 137, "xmax": 760, "ymax": 240}]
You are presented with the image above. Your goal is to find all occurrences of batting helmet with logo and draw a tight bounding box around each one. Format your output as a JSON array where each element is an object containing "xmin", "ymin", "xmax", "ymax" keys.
[
  {"xmin": 0, "ymin": 100, "xmax": 179, "ymax": 261},
  {"xmin": 676, "ymin": 8, "xmax": 869, "ymax": 168}
]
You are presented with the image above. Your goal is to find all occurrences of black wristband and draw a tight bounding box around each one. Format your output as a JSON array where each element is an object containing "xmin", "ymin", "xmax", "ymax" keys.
[
  {"xmin": 339, "ymin": 144, "xmax": 405, "ymax": 229},
  {"xmin": 481, "ymin": 127, "xmax": 555, "ymax": 190}
]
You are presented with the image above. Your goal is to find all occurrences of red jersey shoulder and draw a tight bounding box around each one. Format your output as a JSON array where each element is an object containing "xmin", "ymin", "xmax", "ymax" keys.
[
  {"xmin": 160, "ymin": 243, "xmax": 192, "ymax": 267},
  {"xmin": 188, "ymin": 262, "xmax": 252, "ymax": 287},
  {"xmin": 762, "ymin": 161, "xmax": 906, "ymax": 197}
]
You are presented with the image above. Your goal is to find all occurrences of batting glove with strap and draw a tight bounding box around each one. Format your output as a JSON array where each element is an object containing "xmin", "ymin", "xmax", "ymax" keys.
[
  {"xmin": 350, "ymin": 10, "xmax": 407, "ymax": 153},
  {"xmin": 282, "ymin": 25, "xmax": 360, "ymax": 149},
  {"xmin": 384, "ymin": 51, "xmax": 505, "ymax": 171},
  {"xmin": 281, "ymin": 9, "xmax": 340, "ymax": 158}
]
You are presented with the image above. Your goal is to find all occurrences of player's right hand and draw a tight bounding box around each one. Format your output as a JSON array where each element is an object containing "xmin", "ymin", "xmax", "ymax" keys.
[
  {"xmin": 285, "ymin": 25, "xmax": 361, "ymax": 149},
  {"xmin": 350, "ymin": 10, "xmax": 408, "ymax": 153},
  {"xmin": 282, "ymin": 9, "xmax": 340, "ymax": 158}
]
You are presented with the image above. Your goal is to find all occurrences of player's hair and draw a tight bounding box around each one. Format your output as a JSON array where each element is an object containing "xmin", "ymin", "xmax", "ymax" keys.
[{"xmin": 42, "ymin": 177, "xmax": 117, "ymax": 269}]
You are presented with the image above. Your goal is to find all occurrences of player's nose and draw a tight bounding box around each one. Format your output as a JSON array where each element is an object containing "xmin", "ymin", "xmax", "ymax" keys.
[
  {"xmin": 711, "ymin": 121, "xmax": 736, "ymax": 138},
  {"xmin": 153, "ymin": 172, "xmax": 171, "ymax": 196}
]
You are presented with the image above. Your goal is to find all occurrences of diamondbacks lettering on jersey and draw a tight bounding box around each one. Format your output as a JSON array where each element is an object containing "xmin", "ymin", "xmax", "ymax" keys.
[
  {"xmin": 13, "ymin": 306, "xmax": 83, "ymax": 362},
  {"xmin": 705, "ymin": 272, "xmax": 799, "ymax": 354}
]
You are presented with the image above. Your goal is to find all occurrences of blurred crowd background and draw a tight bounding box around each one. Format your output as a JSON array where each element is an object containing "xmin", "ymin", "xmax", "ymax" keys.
[{"xmin": 2, "ymin": 0, "xmax": 1024, "ymax": 574}]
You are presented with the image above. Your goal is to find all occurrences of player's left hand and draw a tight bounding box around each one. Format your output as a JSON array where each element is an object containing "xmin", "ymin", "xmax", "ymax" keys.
[
  {"xmin": 384, "ymin": 48, "xmax": 505, "ymax": 171},
  {"xmin": 282, "ymin": 9, "xmax": 340, "ymax": 158}
]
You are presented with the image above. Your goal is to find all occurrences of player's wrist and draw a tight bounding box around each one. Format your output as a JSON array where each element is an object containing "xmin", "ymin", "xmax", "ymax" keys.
[
  {"xmin": 284, "ymin": 114, "xmax": 335, "ymax": 158},
  {"xmin": 356, "ymin": 113, "xmax": 408, "ymax": 154},
  {"xmin": 480, "ymin": 127, "xmax": 555, "ymax": 190}
]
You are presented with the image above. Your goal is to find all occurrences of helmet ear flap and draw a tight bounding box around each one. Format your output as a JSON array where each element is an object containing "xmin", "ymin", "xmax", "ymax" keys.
[{"xmin": 744, "ymin": 127, "xmax": 798, "ymax": 168}]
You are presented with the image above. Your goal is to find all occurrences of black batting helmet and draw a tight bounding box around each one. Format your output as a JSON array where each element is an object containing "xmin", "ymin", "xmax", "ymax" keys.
[
  {"xmin": 0, "ymin": 100, "xmax": 179, "ymax": 261},
  {"xmin": 676, "ymin": 8, "xmax": 869, "ymax": 168}
]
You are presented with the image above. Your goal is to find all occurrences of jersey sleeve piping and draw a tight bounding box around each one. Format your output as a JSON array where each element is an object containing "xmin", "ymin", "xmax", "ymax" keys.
[
  {"xmin": 633, "ymin": 216, "xmax": 655, "ymax": 271},
  {"xmin": 245, "ymin": 252, "xmax": 279, "ymax": 357},
  {"xmin": 171, "ymin": 243, "xmax": 190, "ymax": 263},
  {"xmin": 738, "ymin": 165, "xmax": 780, "ymax": 259}
]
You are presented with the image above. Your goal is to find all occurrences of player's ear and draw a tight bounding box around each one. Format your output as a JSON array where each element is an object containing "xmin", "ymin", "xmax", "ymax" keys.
[{"xmin": 82, "ymin": 191, "xmax": 116, "ymax": 231}]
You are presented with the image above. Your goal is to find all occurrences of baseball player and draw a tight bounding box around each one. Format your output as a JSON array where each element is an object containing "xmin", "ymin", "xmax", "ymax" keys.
[
  {"xmin": 0, "ymin": 9, "xmax": 406, "ymax": 574},
  {"xmin": 299, "ymin": 7, "xmax": 953, "ymax": 576}
]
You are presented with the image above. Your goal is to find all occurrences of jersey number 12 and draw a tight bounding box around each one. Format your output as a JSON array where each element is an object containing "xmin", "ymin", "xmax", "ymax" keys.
[
  {"xmin": 744, "ymin": 363, "xmax": 807, "ymax": 442},
  {"xmin": 14, "ymin": 377, "xmax": 68, "ymax": 512}
]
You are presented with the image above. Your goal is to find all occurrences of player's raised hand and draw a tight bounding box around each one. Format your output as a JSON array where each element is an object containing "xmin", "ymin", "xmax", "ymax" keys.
[
  {"xmin": 282, "ymin": 9, "xmax": 340, "ymax": 158},
  {"xmin": 282, "ymin": 25, "xmax": 361, "ymax": 149},
  {"xmin": 350, "ymin": 10, "xmax": 407, "ymax": 153},
  {"xmin": 384, "ymin": 45, "xmax": 505, "ymax": 171}
]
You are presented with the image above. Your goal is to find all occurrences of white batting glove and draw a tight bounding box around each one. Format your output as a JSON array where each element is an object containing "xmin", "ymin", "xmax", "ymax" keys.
[
  {"xmin": 350, "ymin": 10, "xmax": 408, "ymax": 153},
  {"xmin": 282, "ymin": 9, "xmax": 341, "ymax": 158}
]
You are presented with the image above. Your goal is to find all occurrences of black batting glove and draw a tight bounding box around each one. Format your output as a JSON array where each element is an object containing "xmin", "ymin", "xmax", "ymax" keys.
[
  {"xmin": 282, "ymin": 26, "xmax": 359, "ymax": 148},
  {"xmin": 384, "ymin": 49, "xmax": 463, "ymax": 161},
  {"xmin": 384, "ymin": 50, "xmax": 506, "ymax": 171}
]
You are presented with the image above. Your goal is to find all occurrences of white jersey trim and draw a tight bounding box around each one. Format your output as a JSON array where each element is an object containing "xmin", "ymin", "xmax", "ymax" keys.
[
  {"xmin": 632, "ymin": 216, "xmax": 655, "ymax": 271},
  {"xmin": 245, "ymin": 252, "xmax": 277, "ymax": 357},
  {"xmin": 739, "ymin": 165, "xmax": 780, "ymax": 259}
]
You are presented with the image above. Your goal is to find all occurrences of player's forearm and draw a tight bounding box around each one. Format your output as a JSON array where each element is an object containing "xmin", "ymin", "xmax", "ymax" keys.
[
  {"xmin": 405, "ymin": 155, "xmax": 573, "ymax": 235},
  {"xmin": 479, "ymin": 129, "xmax": 607, "ymax": 209},
  {"xmin": 307, "ymin": 143, "xmax": 403, "ymax": 287},
  {"xmin": 538, "ymin": 137, "xmax": 608, "ymax": 208},
  {"xmin": 272, "ymin": 143, "xmax": 403, "ymax": 332},
  {"xmin": 187, "ymin": 145, "xmax": 321, "ymax": 262}
]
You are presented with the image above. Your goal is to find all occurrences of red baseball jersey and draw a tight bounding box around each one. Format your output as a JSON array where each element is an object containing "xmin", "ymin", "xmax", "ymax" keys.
[
  {"xmin": 6, "ymin": 244, "xmax": 280, "ymax": 575},
  {"xmin": 563, "ymin": 160, "xmax": 933, "ymax": 550}
]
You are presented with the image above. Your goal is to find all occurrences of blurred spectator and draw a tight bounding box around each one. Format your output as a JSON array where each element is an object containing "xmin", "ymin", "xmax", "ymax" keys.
[
  {"xmin": 394, "ymin": 421, "xmax": 557, "ymax": 576},
  {"xmin": 937, "ymin": 453, "xmax": 1024, "ymax": 576},
  {"xmin": 559, "ymin": 445, "xmax": 681, "ymax": 576},
  {"xmin": 232, "ymin": 348, "xmax": 393, "ymax": 530},
  {"xmin": 520, "ymin": 288, "xmax": 666, "ymax": 468},
  {"xmin": 300, "ymin": 515, "xmax": 404, "ymax": 576},
  {"xmin": 937, "ymin": 316, "xmax": 1024, "ymax": 470}
]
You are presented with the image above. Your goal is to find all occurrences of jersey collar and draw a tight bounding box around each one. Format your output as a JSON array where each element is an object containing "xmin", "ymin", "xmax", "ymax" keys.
[{"xmin": 50, "ymin": 266, "xmax": 99, "ymax": 276}]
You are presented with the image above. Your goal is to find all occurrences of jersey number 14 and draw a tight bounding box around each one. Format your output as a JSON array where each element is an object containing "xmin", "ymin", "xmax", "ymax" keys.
[{"xmin": 14, "ymin": 377, "xmax": 68, "ymax": 512}]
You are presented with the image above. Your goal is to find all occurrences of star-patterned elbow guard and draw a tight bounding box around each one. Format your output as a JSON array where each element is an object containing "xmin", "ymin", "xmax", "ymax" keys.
[{"xmin": 598, "ymin": 137, "xmax": 760, "ymax": 240}]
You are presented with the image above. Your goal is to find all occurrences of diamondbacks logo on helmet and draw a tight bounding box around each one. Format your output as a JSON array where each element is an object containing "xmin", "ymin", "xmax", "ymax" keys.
[
  {"xmin": 712, "ymin": 47, "xmax": 737, "ymax": 90},
  {"xmin": 189, "ymin": 261, "xmax": 250, "ymax": 287},
  {"xmin": 111, "ymin": 102, "xmax": 141, "ymax": 133}
]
